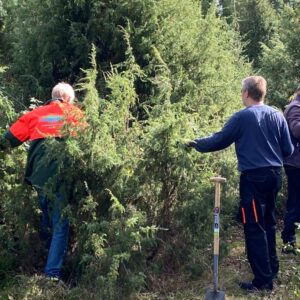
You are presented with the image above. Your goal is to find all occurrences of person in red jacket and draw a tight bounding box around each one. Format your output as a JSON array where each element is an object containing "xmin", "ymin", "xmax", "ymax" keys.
[{"xmin": 0, "ymin": 82, "xmax": 84, "ymax": 280}]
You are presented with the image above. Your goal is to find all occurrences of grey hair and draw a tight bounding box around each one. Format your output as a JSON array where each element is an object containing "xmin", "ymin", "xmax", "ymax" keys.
[
  {"xmin": 242, "ymin": 76, "xmax": 267, "ymax": 102},
  {"xmin": 51, "ymin": 82, "xmax": 75, "ymax": 103}
]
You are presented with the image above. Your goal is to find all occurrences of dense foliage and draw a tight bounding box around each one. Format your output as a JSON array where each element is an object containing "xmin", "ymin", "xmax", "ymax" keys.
[
  {"xmin": 0, "ymin": 0, "xmax": 299, "ymax": 299},
  {"xmin": 260, "ymin": 3, "xmax": 300, "ymax": 108}
]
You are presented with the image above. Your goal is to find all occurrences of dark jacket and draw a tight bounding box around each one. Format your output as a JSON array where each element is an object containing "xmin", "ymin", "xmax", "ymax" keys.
[
  {"xmin": 0, "ymin": 100, "xmax": 84, "ymax": 189},
  {"xmin": 283, "ymin": 95, "xmax": 300, "ymax": 168}
]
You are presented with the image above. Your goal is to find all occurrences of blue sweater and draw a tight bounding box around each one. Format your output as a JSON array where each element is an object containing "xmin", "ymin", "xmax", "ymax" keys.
[{"xmin": 193, "ymin": 105, "xmax": 294, "ymax": 171}]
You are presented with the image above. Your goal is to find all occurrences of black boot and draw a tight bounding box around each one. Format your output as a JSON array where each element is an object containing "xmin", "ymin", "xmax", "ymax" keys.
[
  {"xmin": 239, "ymin": 281, "xmax": 273, "ymax": 292},
  {"xmin": 282, "ymin": 242, "xmax": 299, "ymax": 255}
]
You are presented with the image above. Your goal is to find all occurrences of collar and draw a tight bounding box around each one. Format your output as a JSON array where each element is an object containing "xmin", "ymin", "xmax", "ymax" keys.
[{"xmin": 44, "ymin": 98, "xmax": 64, "ymax": 105}]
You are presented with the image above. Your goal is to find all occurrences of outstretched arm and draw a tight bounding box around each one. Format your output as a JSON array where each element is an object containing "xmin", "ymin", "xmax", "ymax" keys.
[
  {"xmin": 189, "ymin": 113, "xmax": 241, "ymax": 152},
  {"xmin": 0, "ymin": 113, "xmax": 30, "ymax": 151}
]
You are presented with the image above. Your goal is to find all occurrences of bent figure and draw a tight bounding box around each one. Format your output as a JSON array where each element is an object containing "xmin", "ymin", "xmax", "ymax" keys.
[
  {"xmin": 0, "ymin": 83, "xmax": 84, "ymax": 279},
  {"xmin": 187, "ymin": 76, "xmax": 293, "ymax": 292}
]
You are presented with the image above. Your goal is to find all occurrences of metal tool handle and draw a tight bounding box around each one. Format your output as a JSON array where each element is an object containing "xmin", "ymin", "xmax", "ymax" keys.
[{"xmin": 210, "ymin": 176, "xmax": 226, "ymax": 292}]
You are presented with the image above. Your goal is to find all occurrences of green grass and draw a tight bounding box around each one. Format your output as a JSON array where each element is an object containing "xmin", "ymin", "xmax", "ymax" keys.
[
  {"xmin": 136, "ymin": 225, "xmax": 300, "ymax": 300},
  {"xmin": 1, "ymin": 225, "xmax": 299, "ymax": 299},
  {"xmin": 0, "ymin": 275, "xmax": 71, "ymax": 300}
]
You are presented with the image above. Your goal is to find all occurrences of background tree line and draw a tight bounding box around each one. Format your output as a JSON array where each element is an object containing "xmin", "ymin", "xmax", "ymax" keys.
[{"xmin": 0, "ymin": 0, "xmax": 299, "ymax": 299}]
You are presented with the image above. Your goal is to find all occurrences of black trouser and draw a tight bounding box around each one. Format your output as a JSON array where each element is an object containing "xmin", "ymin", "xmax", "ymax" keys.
[
  {"xmin": 281, "ymin": 166, "xmax": 300, "ymax": 244},
  {"xmin": 240, "ymin": 167, "xmax": 282, "ymax": 286}
]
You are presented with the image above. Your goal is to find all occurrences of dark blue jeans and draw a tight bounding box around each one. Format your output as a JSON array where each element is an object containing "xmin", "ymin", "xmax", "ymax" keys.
[
  {"xmin": 240, "ymin": 167, "xmax": 282, "ymax": 286},
  {"xmin": 36, "ymin": 189, "xmax": 69, "ymax": 279},
  {"xmin": 281, "ymin": 166, "xmax": 300, "ymax": 244}
]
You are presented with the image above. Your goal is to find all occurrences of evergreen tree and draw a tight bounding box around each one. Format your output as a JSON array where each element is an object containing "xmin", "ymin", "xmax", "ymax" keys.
[
  {"xmin": 219, "ymin": 0, "xmax": 279, "ymax": 67},
  {"xmin": 0, "ymin": 0, "xmax": 6, "ymax": 63},
  {"xmin": 260, "ymin": 3, "xmax": 300, "ymax": 107},
  {"xmin": 0, "ymin": 0, "xmax": 251, "ymax": 298}
]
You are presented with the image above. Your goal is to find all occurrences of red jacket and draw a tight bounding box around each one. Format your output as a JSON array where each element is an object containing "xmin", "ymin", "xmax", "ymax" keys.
[
  {"xmin": 2, "ymin": 100, "xmax": 85, "ymax": 189},
  {"xmin": 9, "ymin": 100, "xmax": 84, "ymax": 143}
]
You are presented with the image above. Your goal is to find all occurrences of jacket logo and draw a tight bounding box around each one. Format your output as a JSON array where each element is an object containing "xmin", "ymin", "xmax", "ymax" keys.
[{"xmin": 40, "ymin": 115, "xmax": 64, "ymax": 123}]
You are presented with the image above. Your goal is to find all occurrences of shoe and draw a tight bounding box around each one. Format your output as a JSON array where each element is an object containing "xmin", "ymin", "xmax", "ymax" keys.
[
  {"xmin": 282, "ymin": 242, "xmax": 300, "ymax": 255},
  {"xmin": 44, "ymin": 275, "xmax": 67, "ymax": 288},
  {"xmin": 239, "ymin": 281, "xmax": 273, "ymax": 292},
  {"xmin": 48, "ymin": 276, "xmax": 60, "ymax": 283},
  {"xmin": 37, "ymin": 275, "xmax": 66, "ymax": 288}
]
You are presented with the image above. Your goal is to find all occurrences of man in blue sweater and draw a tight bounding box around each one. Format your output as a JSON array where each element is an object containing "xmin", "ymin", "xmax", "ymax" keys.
[{"xmin": 187, "ymin": 76, "xmax": 293, "ymax": 292}]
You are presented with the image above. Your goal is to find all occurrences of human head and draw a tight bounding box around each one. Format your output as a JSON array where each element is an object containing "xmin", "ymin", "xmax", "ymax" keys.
[
  {"xmin": 241, "ymin": 76, "xmax": 267, "ymax": 105},
  {"xmin": 51, "ymin": 82, "xmax": 75, "ymax": 103}
]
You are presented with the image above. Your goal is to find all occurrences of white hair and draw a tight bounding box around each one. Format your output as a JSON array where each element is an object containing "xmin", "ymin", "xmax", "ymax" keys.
[{"xmin": 51, "ymin": 82, "xmax": 75, "ymax": 103}]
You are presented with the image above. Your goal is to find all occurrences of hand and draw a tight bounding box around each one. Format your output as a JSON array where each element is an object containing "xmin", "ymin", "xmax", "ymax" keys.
[
  {"xmin": 175, "ymin": 140, "xmax": 197, "ymax": 151},
  {"xmin": 184, "ymin": 140, "xmax": 197, "ymax": 149}
]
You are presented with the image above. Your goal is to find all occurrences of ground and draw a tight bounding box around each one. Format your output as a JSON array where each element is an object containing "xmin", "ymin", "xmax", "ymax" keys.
[
  {"xmin": 137, "ymin": 224, "xmax": 300, "ymax": 300},
  {"xmin": 0, "ymin": 225, "xmax": 299, "ymax": 300}
]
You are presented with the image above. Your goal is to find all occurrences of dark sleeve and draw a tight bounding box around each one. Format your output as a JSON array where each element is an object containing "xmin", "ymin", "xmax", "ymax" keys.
[
  {"xmin": 281, "ymin": 117, "xmax": 294, "ymax": 157},
  {"xmin": 0, "ymin": 130, "xmax": 23, "ymax": 151},
  {"xmin": 286, "ymin": 105, "xmax": 300, "ymax": 139},
  {"xmin": 0, "ymin": 134, "xmax": 11, "ymax": 150},
  {"xmin": 0, "ymin": 112, "xmax": 31, "ymax": 151},
  {"xmin": 193, "ymin": 113, "xmax": 240, "ymax": 152}
]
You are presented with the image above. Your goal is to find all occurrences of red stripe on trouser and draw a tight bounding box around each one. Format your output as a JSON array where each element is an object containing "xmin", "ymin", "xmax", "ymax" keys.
[
  {"xmin": 252, "ymin": 198, "xmax": 258, "ymax": 223},
  {"xmin": 241, "ymin": 207, "xmax": 246, "ymax": 224}
]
